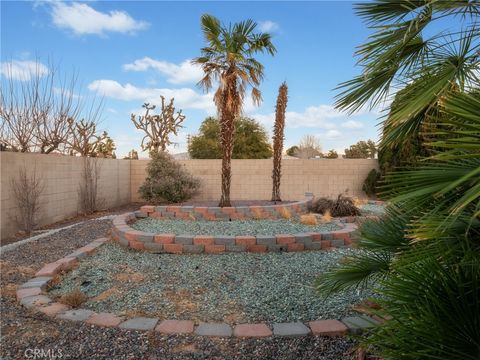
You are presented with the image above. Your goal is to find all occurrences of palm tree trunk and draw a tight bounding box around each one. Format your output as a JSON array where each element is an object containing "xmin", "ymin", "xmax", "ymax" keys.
[
  {"xmin": 272, "ymin": 82, "xmax": 288, "ymax": 202},
  {"xmin": 218, "ymin": 76, "xmax": 239, "ymax": 207}
]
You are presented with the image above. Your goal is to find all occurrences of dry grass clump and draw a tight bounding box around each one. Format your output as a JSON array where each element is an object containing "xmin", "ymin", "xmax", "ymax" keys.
[
  {"xmin": 320, "ymin": 209, "xmax": 332, "ymax": 223},
  {"xmin": 59, "ymin": 288, "xmax": 87, "ymax": 308},
  {"xmin": 47, "ymin": 274, "xmax": 63, "ymax": 290},
  {"xmin": 278, "ymin": 207, "xmax": 292, "ymax": 219},
  {"xmin": 300, "ymin": 213, "xmax": 318, "ymax": 226},
  {"xmin": 353, "ymin": 197, "xmax": 368, "ymax": 208},
  {"xmin": 252, "ymin": 208, "xmax": 264, "ymax": 220}
]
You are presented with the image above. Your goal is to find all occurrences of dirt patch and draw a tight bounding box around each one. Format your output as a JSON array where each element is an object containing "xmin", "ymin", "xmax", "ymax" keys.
[
  {"xmin": 115, "ymin": 272, "xmax": 144, "ymax": 283},
  {"xmin": 92, "ymin": 287, "xmax": 121, "ymax": 302},
  {"xmin": 171, "ymin": 343, "xmax": 199, "ymax": 353}
]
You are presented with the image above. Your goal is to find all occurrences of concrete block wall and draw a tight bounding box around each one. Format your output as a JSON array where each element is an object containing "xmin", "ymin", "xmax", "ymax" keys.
[
  {"xmin": 130, "ymin": 159, "xmax": 378, "ymax": 202},
  {"xmin": 1, "ymin": 152, "xmax": 131, "ymax": 240}
]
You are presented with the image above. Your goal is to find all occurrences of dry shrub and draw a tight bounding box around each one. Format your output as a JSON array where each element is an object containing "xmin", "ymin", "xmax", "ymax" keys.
[
  {"xmin": 321, "ymin": 209, "xmax": 332, "ymax": 223},
  {"xmin": 300, "ymin": 213, "xmax": 318, "ymax": 225},
  {"xmin": 331, "ymin": 194, "xmax": 361, "ymax": 217},
  {"xmin": 309, "ymin": 194, "xmax": 361, "ymax": 217},
  {"xmin": 278, "ymin": 207, "xmax": 292, "ymax": 219},
  {"xmin": 10, "ymin": 166, "xmax": 44, "ymax": 235},
  {"xmin": 78, "ymin": 157, "xmax": 102, "ymax": 215},
  {"xmin": 59, "ymin": 288, "xmax": 87, "ymax": 308}
]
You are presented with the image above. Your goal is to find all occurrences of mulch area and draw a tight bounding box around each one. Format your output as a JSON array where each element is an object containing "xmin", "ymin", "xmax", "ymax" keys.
[{"xmin": 0, "ymin": 213, "xmax": 357, "ymax": 360}]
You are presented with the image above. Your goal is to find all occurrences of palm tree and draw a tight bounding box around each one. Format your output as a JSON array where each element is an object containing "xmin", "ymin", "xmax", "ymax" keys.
[
  {"xmin": 317, "ymin": 1, "xmax": 480, "ymax": 358},
  {"xmin": 193, "ymin": 14, "xmax": 276, "ymax": 207},
  {"xmin": 272, "ymin": 82, "xmax": 288, "ymax": 202}
]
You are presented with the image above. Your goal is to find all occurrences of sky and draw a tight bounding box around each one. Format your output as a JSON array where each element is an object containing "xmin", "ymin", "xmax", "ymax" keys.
[{"xmin": 1, "ymin": 0, "xmax": 385, "ymax": 158}]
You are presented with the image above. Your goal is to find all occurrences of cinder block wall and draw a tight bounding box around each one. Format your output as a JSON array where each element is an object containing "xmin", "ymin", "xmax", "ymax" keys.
[
  {"xmin": 1, "ymin": 152, "xmax": 131, "ymax": 240},
  {"xmin": 130, "ymin": 159, "xmax": 378, "ymax": 202}
]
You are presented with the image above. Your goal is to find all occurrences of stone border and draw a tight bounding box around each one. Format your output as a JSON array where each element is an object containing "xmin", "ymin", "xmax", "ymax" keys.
[
  {"xmin": 111, "ymin": 212, "xmax": 357, "ymax": 253},
  {"xmin": 17, "ymin": 237, "xmax": 380, "ymax": 338},
  {"xmin": 141, "ymin": 199, "xmax": 313, "ymax": 221}
]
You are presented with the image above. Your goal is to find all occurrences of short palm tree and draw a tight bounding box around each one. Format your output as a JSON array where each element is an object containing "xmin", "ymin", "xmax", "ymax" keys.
[
  {"xmin": 193, "ymin": 14, "xmax": 276, "ymax": 207},
  {"xmin": 317, "ymin": 1, "xmax": 480, "ymax": 358},
  {"xmin": 272, "ymin": 82, "xmax": 288, "ymax": 202}
]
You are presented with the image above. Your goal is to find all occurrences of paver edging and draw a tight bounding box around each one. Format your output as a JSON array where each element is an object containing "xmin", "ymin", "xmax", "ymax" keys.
[
  {"xmin": 17, "ymin": 237, "xmax": 378, "ymax": 338},
  {"xmin": 111, "ymin": 199, "xmax": 359, "ymax": 254}
]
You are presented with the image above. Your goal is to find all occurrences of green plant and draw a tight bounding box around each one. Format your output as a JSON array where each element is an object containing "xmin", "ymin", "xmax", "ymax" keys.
[
  {"xmin": 286, "ymin": 145, "xmax": 299, "ymax": 157},
  {"xmin": 344, "ymin": 140, "xmax": 376, "ymax": 159},
  {"xmin": 324, "ymin": 150, "xmax": 338, "ymax": 159},
  {"xmin": 272, "ymin": 82, "xmax": 288, "ymax": 202},
  {"xmin": 193, "ymin": 14, "xmax": 276, "ymax": 207},
  {"xmin": 362, "ymin": 169, "xmax": 381, "ymax": 197},
  {"xmin": 188, "ymin": 117, "xmax": 272, "ymax": 159},
  {"xmin": 139, "ymin": 151, "xmax": 200, "ymax": 203},
  {"xmin": 319, "ymin": 1, "xmax": 480, "ymax": 352}
]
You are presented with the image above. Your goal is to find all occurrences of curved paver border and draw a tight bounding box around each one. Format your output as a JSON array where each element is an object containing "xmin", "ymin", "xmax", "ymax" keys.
[
  {"xmin": 17, "ymin": 238, "xmax": 380, "ymax": 338},
  {"xmin": 110, "ymin": 198, "xmax": 365, "ymax": 253}
]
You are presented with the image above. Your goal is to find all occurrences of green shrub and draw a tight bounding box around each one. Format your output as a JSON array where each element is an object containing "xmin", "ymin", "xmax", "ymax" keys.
[
  {"xmin": 362, "ymin": 169, "xmax": 381, "ymax": 197},
  {"xmin": 139, "ymin": 151, "xmax": 200, "ymax": 203}
]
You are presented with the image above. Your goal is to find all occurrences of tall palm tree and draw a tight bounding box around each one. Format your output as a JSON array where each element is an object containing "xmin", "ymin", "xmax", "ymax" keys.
[
  {"xmin": 193, "ymin": 14, "xmax": 276, "ymax": 207},
  {"xmin": 271, "ymin": 82, "xmax": 288, "ymax": 202}
]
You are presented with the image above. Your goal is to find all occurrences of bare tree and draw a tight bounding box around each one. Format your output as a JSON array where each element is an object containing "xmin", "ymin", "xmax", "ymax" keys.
[
  {"xmin": 0, "ymin": 60, "xmax": 103, "ymax": 154},
  {"xmin": 10, "ymin": 166, "xmax": 44, "ymax": 234},
  {"xmin": 295, "ymin": 135, "xmax": 322, "ymax": 159},
  {"xmin": 131, "ymin": 96, "xmax": 185, "ymax": 154},
  {"xmin": 272, "ymin": 82, "xmax": 288, "ymax": 202},
  {"xmin": 0, "ymin": 72, "xmax": 38, "ymax": 152}
]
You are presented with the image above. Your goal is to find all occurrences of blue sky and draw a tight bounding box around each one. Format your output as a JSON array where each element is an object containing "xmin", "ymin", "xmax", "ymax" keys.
[{"xmin": 1, "ymin": 1, "xmax": 383, "ymax": 157}]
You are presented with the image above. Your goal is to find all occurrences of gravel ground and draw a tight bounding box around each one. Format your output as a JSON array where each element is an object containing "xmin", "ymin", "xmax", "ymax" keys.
[
  {"xmin": 132, "ymin": 218, "xmax": 339, "ymax": 236},
  {"xmin": 359, "ymin": 204, "xmax": 385, "ymax": 216},
  {"xmin": 49, "ymin": 242, "xmax": 373, "ymax": 323},
  {"xmin": 1, "ymin": 218, "xmax": 358, "ymax": 360}
]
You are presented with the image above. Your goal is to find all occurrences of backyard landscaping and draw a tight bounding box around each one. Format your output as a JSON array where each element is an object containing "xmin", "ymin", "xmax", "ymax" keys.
[
  {"xmin": 48, "ymin": 242, "xmax": 373, "ymax": 323},
  {"xmin": 1, "ymin": 217, "xmax": 358, "ymax": 359}
]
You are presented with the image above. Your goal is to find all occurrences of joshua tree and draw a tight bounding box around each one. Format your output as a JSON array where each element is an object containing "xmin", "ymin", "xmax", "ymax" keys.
[
  {"xmin": 66, "ymin": 118, "xmax": 108, "ymax": 157},
  {"xmin": 131, "ymin": 96, "xmax": 185, "ymax": 155},
  {"xmin": 271, "ymin": 82, "xmax": 288, "ymax": 202},
  {"xmin": 96, "ymin": 136, "xmax": 116, "ymax": 158},
  {"xmin": 193, "ymin": 14, "xmax": 276, "ymax": 206}
]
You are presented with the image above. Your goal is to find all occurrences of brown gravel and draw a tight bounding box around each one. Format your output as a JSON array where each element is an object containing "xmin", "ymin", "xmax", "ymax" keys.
[{"xmin": 0, "ymin": 217, "xmax": 358, "ymax": 360}]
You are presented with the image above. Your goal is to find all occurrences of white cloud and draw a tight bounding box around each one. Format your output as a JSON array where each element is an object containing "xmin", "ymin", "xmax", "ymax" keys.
[
  {"xmin": 88, "ymin": 79, "xmax": 216, "ymax": 113},
  {"xmin": 253, "ymin": 104, "xmax": 345, "ymax": 130},
  {"xmin": 258, "ymin": 20, "xmax": 280, "ymax": 33},
  {"xmin": 50, "ymin": 2, "xmax": 149, "ymax": 35},
  {"xmin": 341, "ymin": 120, "xmax": 364, "ymax": 129},
  {"xmin": 123, "ymin": 57, "xmax": 203, "ymax": 84},
  {"xmin": 0, "ymin": 60, "xmax": 49, "ymax": 81},
  {"xmin": 324, "ymin": 129, "xmax": 342, "ymax": 139}
]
